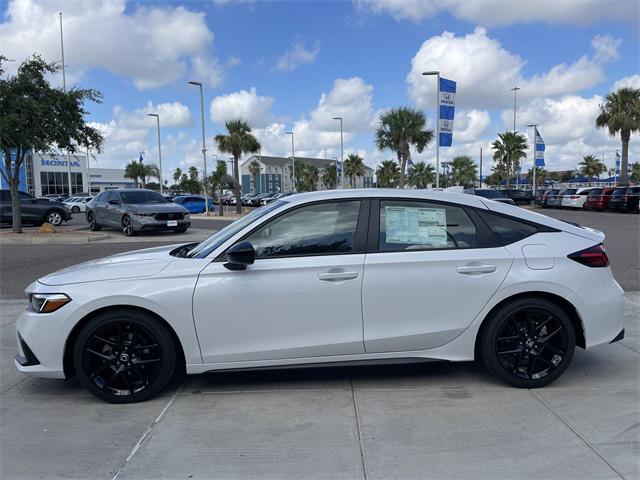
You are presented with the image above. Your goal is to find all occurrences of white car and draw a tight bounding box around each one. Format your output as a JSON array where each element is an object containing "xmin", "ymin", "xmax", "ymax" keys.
[
  {"xmin": 15, "ymin": 189, "xmax": 625, "ymax": 403},
  {"xmin": 561, "ymin": 188, "xmax": 593, "ymax": 209},
  {"xmin": 63, "ymin": 196, "xmax": 92, "ymax": 213}
]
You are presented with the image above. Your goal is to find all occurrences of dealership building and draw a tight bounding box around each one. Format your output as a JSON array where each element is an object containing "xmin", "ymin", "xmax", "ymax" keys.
[
  {"xmin": 1, "ymin": 151, "xmax": 132, "ymax": 196},
  {"xmin": 239, "ymin": 155, "xmax": 374, "ymax": 194}
]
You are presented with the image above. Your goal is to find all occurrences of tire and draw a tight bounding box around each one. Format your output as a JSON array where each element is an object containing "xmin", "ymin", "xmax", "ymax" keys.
[
  {"xmin": 480, "ymin": 298, "xmax": 575, "ymax": 388},
  {"xmin": 73, "ymin": 309, "xmax": 178, "ymax": 403},
  {"xmin": 173, "ymin": 227, "xmax": 188, "ymax": 233},
  {"xmin": 71, "ymin": 205, "xmax": 80, "ymax": 213},
  {"xmin": 87, "ymin": 211, "xmax": 101, "ymax": 231},
  {"xmin": 121, "ymin": 215, "xmax": 136, "ymax": 236},
  {"xmin": 45, "ymin": 210, "xmax": 64, "ymax": 226}
]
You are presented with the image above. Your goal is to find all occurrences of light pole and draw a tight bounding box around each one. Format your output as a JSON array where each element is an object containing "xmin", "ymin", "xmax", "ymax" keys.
[
  {"xmin": 147, "ymin": 113, "xmax": 163, "ymax": 193},
  {"xmin": 422, "ymin": 71, "xmax": 440, "ymax": 188},
  {"xmin": 59, "ymin": 12, "xmax": 74, "ymax": 196},
  {"xmin": 332, "ymin": 117, "xmax": 344, "ymax": 188},
  {"xmin": 188, "ymin": 81, "xmax": 209, "ymax": 215},
  {"xmin": 527, "ymin": 123, "xmax": 538, "ymax": 195},
  {"xmin": 511, "ymin": 86, "xmax": 520, "ymax": 133},
  {"xmin": 286, "ymin": 131, "xmax": 295, "ymax": 192},
  {"xmin": 86, "ymin": 145, "xmax": 91, "ymax": 195}
]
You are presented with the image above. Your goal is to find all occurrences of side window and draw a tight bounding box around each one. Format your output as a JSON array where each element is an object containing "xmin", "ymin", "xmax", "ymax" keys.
[
  {"xmin": 378, "ymin": 200, "xmax": 477, "ymax": 251},
  {"xmin": 245, "ymin": 201, "xmax": 361, "ymax": 258},
  {"xmin": 0, "ymin": 190, "xmax": 10, "ymax": 202},
  {"xmin": 18, "ymin": 191, "xmax": 33, "ymax": 201},
  {"xmin": 477, "ymin": 210, "xmax": 538, "ymax": 245}
]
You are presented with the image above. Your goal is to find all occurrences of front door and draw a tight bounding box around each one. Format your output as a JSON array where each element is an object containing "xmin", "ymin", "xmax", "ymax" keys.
[
  {"xmin": 362, "ymin": 199, "xmax": 513, "ymax": 352},
  {"xmin": 193, "ymin": 200, "xmax": 368, "ymax": 363}
]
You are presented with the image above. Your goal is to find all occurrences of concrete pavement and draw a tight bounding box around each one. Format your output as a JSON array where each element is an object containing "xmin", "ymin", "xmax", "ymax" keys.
[{"xmin": 1, "ymin": 294, "xmax": 638, "ymax": 479}]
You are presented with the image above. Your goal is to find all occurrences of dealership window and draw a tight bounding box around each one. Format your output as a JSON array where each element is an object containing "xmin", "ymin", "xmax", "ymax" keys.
[{"xmin": 40, "ymin": 171, "xmax": 83, "ymax": 195}]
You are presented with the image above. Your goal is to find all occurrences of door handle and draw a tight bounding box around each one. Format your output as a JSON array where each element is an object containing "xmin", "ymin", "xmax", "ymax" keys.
[
  {"xmin": 318, "ymin": 271, "xmax": 359, "ymax": 282},
  {"xmin": 456, "ymin": 264, "xmax": 497, "ymax": 275}
]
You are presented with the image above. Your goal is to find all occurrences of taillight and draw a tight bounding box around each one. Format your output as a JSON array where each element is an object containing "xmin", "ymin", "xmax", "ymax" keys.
[
  {"xmin": 568, "ymin": 244, "xmax": 609, "ymax": 268},
  {"xmin": 570, "ymin": 195, "xmax": 580, "ymax": 199}
]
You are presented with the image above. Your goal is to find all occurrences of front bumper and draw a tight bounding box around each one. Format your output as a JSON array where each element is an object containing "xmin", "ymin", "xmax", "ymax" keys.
[{"xmin": 131, "ymin": 217, "xmax": 191, "ymax": 231}]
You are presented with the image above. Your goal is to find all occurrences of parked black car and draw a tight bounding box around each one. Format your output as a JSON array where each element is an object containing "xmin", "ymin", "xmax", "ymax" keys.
[
  {"xmin": 463, "ymin": 188, "xmax": 515, "ymax": 205},
  {"xmin": 0, "ymin": 189, "xmax": 72, "ymax": 226},
  {"xmin": 608, "ymin": 187, "xmax": 640, "ymax": 213},
  {"xmin": 501, "ymin": 189, "xmax": 533, "ymax": 205}
]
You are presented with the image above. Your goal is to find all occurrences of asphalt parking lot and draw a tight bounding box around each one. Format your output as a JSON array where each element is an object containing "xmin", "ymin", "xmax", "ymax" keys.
[{"xmin": 0, "ymin": 207, "xmax": 638, "ymax": 479}]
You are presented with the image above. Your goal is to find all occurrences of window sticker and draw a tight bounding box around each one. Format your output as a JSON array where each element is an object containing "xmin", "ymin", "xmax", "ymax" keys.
[{"xmin": 385, "ymin": 206, "xmax": 447, "ymax": 246}]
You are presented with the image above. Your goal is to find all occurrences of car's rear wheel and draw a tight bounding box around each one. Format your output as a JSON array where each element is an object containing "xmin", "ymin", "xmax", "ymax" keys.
[
  {"xmin": 71, "ymin": 205, "xmax": 80, "ymax": 213},
  {"xmin": 45, "ymin": 210, "xmax": 63, "ymax": 226},
  {"xmin": 87, "ymin": 211, "xmax": 101, "ymax": 231},
  {"xmin": 73, "ymin": 309, "xmax": 177, "ymax": 403},
  {"xmin": 121, "ymin": 215, "xmax": 136, "ymax": 236},
  {"xmin": 480, "ymin": 298, "xmax": 575, "ymax": 388}
]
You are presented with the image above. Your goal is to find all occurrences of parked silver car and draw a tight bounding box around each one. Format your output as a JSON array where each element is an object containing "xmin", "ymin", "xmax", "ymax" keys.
[{"xmin": 85, "ymin": 189, "xmax": 190, "ymax": 236}]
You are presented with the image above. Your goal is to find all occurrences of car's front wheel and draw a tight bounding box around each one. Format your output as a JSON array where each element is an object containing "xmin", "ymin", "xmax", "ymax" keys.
[
  {"xmin": 87, "ymin": 211, "xmax": 101, "ymax": 231},
  {"xmin": 73, "ymin": 309, "xmax": 178, "ymax": 403},
  {"xmin": 71, "ymin": 205, "xmax": 80, "ymax": 213},
  {"xmin": 480, "ymin": 298, "xmax": 575, "ymax": 388},
  {"xmin": 45, "ymin": 210, "xmax": 64, "ymax": 226},
  {"xmin": 121, "ymin": 215, "xmax": 136, "ymax": 236}
]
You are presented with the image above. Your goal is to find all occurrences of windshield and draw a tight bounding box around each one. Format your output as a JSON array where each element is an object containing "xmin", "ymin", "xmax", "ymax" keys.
[
  {"xmin": 612, "ymin": 188, "xmax": 626, "ymax": 196},
  {"xmin": 186, "ymin": 200, "xmax": 287, "ymax": 258},
  {"xmin": 476, "ymin": 189, "xmax": 504, "ymax": 198},
  {"xmin": 121, "ymin": 191, "xmax": 166, "ymax": 204}
]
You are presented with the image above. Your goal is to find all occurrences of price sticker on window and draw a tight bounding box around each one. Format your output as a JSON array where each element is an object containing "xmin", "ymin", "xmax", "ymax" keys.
[{"xmin": 385, "ymin": 206, "xmax": 447, "ymax": 246}]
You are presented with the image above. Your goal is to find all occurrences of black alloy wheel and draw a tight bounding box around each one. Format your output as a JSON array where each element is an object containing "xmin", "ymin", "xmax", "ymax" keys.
[
  {"xmin": 481, "ymin": 298, "xmax": 575, "ymax": 388},
  {"xmin": 87, "ymin": 211, "xmax": 101, "ymax": 231},
  {"xmin": 73, "ymin": 309, "xmax": 178, "ymax": 403},
  {"xmin": 121, "ymin": 215, "xmax": 135, "ymax": 236}
]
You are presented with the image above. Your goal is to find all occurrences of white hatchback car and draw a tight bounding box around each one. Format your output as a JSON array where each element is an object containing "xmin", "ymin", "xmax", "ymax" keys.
[
  {"xmin": 15, "ymin": 190, "xmax": 625, "ymax": 403},
  {"xmin": 561, "ymin": 187, "xmax": 593, "ymax": 209}
]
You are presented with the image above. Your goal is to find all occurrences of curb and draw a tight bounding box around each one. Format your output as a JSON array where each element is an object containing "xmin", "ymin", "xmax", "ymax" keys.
[{"xmin": 0, "ymin": 232, "xmax": 111, "ymax": 245}]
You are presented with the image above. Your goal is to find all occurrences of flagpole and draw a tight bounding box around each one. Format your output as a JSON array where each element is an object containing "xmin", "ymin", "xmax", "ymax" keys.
[{"xmin": 527, "ymin": 124, "xmax": 538, "ymax": 195}]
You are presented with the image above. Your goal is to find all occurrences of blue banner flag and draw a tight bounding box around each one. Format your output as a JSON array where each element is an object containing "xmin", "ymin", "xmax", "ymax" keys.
[
  {"xmin": 439, "ymin": 78, "xmax": 456, "ymax": 147},
  {"xmin": 139, "ymin": 153, "xmax": 144, "ymax": 163},
  {"xmin": 534, "ymin": 127, "xmax": 545, "ymax": 167}
]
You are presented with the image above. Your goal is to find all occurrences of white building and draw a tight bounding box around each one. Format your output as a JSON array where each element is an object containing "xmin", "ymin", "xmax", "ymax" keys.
[{"xmin": 239, "ymin": 155, "xmax": 374, "ymax": 194}]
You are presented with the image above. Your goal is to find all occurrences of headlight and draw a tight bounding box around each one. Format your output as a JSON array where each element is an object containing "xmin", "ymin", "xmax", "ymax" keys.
[
  {"xmin": 185, "ymin": 213, "xmax": 190, "ymax": 219},
  {"xmin": 30, "ymin": 293, "xmax": 71, "ymax": 313}
]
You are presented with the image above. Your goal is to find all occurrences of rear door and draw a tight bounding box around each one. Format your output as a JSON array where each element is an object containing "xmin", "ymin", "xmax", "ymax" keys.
[{"xmin": 362, "ymin": 199, "xmax": 513, "ymax": 353}]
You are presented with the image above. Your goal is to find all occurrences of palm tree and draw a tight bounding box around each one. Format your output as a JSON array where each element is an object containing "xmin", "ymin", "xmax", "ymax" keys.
[
  {"xmin": 375, "ymin": 107, "xmax": 433, "ymax": 188},
  {"xmin": 407, "ymin": 162, "xmax": 435, "ymax": 188},
  {"xmin": 491, "ymin": 131, "xmax": 528, "ymax": 188},
  {"xmin": 172, "ymin": 167, "xmax": 182, "ymax": 190},
  {"xmin": 527, "ymin": 167, "xmax": 548, "ymax": 188},
  {"xmin": 450, "ymin": 156, "xmax": 478, "ymax": 187},
  {"xmin": 248, "ymin": 159, "xmax": 261, "ymax": 193},
  {"xmin": 124, "ymin": 160, "xmax": 144, "ymax": 188},
  {"xmin": 596, "ymin": 87, "xmax": 640, "ymax": 184},
  {"xmin": 304, "ymin": 164, "xmax": 319, "ymax": 192},
  {"xmin": 321, "ymin": 163, "xmax": 338, "ymax": 189},
  {"xmin": 631, "ymin": 162, "xmax": 640, "ymax": 182},
  {"xmin": 343, "ymin": 154, "xmax": 365, "ymax": 188},
  {"xmin": 376, "ymin": 160, "xmax": 400, "ymax": 188},
  {"xmin": 188, "ymin": 166, "xmax": 199, "ymax": 181},
  {"xmin": 141, "ymin": 163, "xmax": 160, "ymax": 188},
  {"xmin": 579, "ymin": 155, "xmax": 606, "ymax": 186},
  {"xmin": 486, "ymin": 163, "xmax": 509, "ymax": 186},
  {"xmin": 215, "ymin": 119, "xmax": 261, "ymax": 212},
  {"xmin": 208, "ymin": 160, "xmax": 238, "ymax": 217}
]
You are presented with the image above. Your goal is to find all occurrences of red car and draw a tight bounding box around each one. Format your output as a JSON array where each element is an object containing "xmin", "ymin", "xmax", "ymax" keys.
[{"xmin": 584, "ymin": 187, "xmax": 616, "ymax": 211}]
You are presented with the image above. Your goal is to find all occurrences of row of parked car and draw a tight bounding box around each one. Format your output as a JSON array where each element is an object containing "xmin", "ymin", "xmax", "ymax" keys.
[
  {"xmin": 536, "ymin": 186, "xmax": 639, "ymax": 212},
  {"xmin": 220, "ymin": 191, "xmax": 292, "ymax": 207}
]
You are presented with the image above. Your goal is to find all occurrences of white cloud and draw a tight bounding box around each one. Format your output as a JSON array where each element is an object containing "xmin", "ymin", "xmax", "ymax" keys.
[
  {"xmin": 407, "ymin": 28, "xmax": 621, "ymax": 110},
  {"xmin": 275, "ymin": 41, "xmax": 321, "ymax": 72},
  {"xmin": 210, "ymin": 87, "xmax": 275, "ymax": 128},
  {"xmin": 454, "ymin": 110, "xmax": 491, "ymax": 143},
  {"xmin": 0, "ymin": 0, "xmax": 224, "ymax": 89},
  {"xmin": 612, "ymin": 74, "xmax": 640, "ymax": 91},
  {"xmin": 309, "ymin": 77, "xmax": 374, "ymax": 132},
  {"xmin": 356, "ymin": 0, "xmax": 637, "ymax": 26}
]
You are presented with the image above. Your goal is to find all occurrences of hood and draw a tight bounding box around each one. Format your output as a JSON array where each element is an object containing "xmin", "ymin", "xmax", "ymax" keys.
[
  {"xmin": 38, "ymin": 244, "xmax": 184, "ymax": 286},
  {"xmin": 127, "ymin": 203, "xmax": 188, "ymax": 214}
]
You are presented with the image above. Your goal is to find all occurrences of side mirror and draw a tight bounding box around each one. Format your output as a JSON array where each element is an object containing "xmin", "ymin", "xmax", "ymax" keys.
[
  {"xmin": 224, "ymin": 240, "xmax": 255, "ymax": 271},
  {"xmin": 108, "ymin": 199, "xmax": 121, "ymax": 205}
]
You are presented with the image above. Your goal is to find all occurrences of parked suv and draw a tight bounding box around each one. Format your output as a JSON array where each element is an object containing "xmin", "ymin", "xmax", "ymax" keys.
[
  {"xmin": 584, "ymin": 187, "xmax": 616, "ymax": 211},
  {"xmin": 463, "ymin": 188, "xmax": 515, "ymax": 205},
  {"xmin": 86, "ymin": 189, "xmax": 191, "ymax": 236},
  {"xmin": 0, "ymin": 189, "xmax": 72, "ymax": 226},
  {"xmin": 608, "ymin": 186, "xmax": 640, "ymax": 213},
  {"xmin": 561, "ymin": 188, "xmax": 593, "ymax": 209},
  {"xmin": 502, "ymin": 189, "xmax": 533, "ymax": 205}
]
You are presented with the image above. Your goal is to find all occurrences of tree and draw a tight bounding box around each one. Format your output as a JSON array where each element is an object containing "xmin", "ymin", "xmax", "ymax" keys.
[
  {"xmin": 343, "ymin": 153, "xmax": 365, "ymax": 188},
  {"xmin": 376, "ymin": 160, "xmax": 400, "ymax": 188},
  {"xmin": 631, "ymin": 162, "xmax": 640, "ymax": 182},
  {"xmin": 485, "ymin": 163, "xmax": 509, "ymax": 186},
  {"xmin": 142, "ymin": 163, "xmax": 160, "ymax": 187},
  {"xmin": 579, "ymin": 155, "xmax": 606, "ymax": 186},
  {"xmin": 172, "ymin": 167, "xmax": 182, "ymax": 189},
  {"xmin": 124, "ymin": 161, "xmax": 144, "ymax": 188},
  {"xmin": 321, "ymin": 163, "xmax": 338, "ymax": 189},
  {"xmin": 0, "ymin": 55, "xmax": 103, "ymax": 232},
  {"xmin": 527, "ymin": 167, "xmax": 548, "ymax": 187},
  {"xmin": 375, "ymin": 107, "xmax": 433, "ymax": 188},
  {"xmin": 450, "ymin": 156, "xmax": 478, "ymax": 187},
  {"xmin": 596, "ymin": 87, "xmax": 640, "ymax": 184},
  {"xmin": 303, "ymin": 164, "xmax": 319, "ymax": 192},
  {"xmin": 208, "ymin": 160, "xmax": 237, "ymax": 216},
  {"xmin": 407, "ymin": 162, "xmax": 435, "ymax": 188},
  {"xmin": 188, "ymin": 165, "xmax": 199, "ymax": 181},
  {"xmin": 248, "ymin": 159, "xmax": 261, "ymax": 193},
  {"xmin": 491, "ymin": 131, "xmax": 528, "ymax": 188},
  {"xmin": 214, "ymin": 119, "xmax": 260, "ymax": 213}
]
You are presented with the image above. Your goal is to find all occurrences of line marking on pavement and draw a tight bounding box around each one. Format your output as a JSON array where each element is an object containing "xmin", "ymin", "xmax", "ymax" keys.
[
  {"xmin": 0, "ymin": 376, "xmax": 28, "ymax": 396},
  {"xmin": 111, "ymin": 378, "xmax": 186, "ymax": 480},
  {"xmin": 618, "ymin": 341, "xmax": 640, "ymax": 355},
  {"xmin": 530, "ymin": 389, "xmax": 626, "ymax": 480},
  {"xmin": 350, "ymin": 376, "xmax": 368, "ymax": 480}
]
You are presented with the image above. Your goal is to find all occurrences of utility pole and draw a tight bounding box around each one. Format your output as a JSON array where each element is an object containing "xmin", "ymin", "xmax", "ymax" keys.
[
  {"xmin": 511, "ymin": 86, "xmax": 521, "ymax": 188},
  {"xmin": 59, "ymin": 12, "xmax": 73, "ymax": 196},
  {"xmin": 479, "ymin": 148, "xmax": 483, "ymax": 188},
  {"xmin": 527, "ymin": 124, "xmax": 538, "ymax": 195},
  {"xmin": 286, "ymin": 131, "xmax": 295, "ymax": 192},
  {"xmin": 332, "ymin": 117, "xmax": 344, "ymax": 188},
  {"xmin": 188, "ymin": 81, "xmax": 209, "ymax": 215},
  {"xmin": 422, "ymin": 71, "xmax": 440, "ymax": 188},
  {"xmin": 147, "ymin": 113, "xmax": 163, "ymax": 193}
]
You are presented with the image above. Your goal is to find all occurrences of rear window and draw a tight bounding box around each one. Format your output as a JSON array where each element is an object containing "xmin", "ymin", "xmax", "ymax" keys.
[
  {"xmin": 628, "ymin": 187, "xmax": 639, "ymax": 194},
  {"xmin": 562, "ymin": 189, "xmax": 577, "ymax": 195},
  {"xmin": 612, "ymin": 188, "xmax": 627, "ymax": 196},
  {"xmin": 475, "ymin": 189, "xmax": 504, "ymax": 199},
  {"xmin": 588, "ymin": 189, "xmax": 602, "ymax": 196},
  {"xmin": 477, "ymin": 210, "xmax": 539, "ymax": 245}
]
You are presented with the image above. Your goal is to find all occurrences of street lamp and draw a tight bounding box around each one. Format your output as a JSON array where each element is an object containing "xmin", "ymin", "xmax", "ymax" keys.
[
  {"xmin": 511, "ymin": 86, "xmax": 520, "ymax": 133},
  {"xmin": 188, "ymin": 80, "xmax": 209, "ymax": 215},
  {"xmin": 527, "ymin": 123, "xmax": 538, "ymax": 195},
  {"xmin": 286, "ymin": 131, "xmax": 295, "ymax": 192},
  {"xmin": 422, "ymin": 71, "xmax": 440, "ymax": 188},
  {"xmin": 147, "ymin": 113, "xmax": 163, "ymax": 193},
  {"xmin": 332, "ymin": 117, "xmax": 344, "ymax": 188}
]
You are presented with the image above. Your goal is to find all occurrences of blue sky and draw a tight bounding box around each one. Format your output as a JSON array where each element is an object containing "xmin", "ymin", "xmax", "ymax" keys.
[{"xmin": 1, "ymin": 0, "xmax": 638, "ymax": 182}]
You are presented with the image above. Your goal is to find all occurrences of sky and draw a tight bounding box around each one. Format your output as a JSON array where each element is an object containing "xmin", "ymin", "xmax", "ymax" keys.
[{"xmin": 1, "ymin": 0, "xmax": 639, "ymax": 184}]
